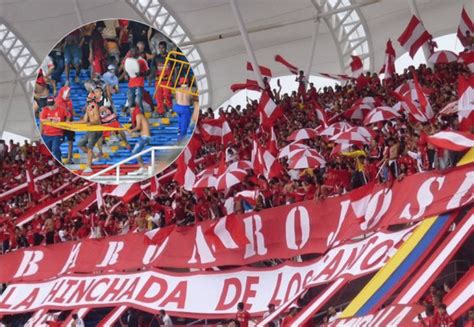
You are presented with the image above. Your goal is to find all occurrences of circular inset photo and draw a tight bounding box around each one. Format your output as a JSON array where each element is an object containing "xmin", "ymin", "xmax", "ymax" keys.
[{"xmin": 33, "ymin": 19, "xmax": 199, "ymax": 184}]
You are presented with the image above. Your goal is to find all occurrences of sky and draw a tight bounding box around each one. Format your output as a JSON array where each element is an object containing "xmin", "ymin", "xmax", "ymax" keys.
[
  {"xmin": 1, "ymin": 34, "xmax": 464, "ymax": 144},
  {"xmin": 218, "ymin": 33, "xmax": 464, "ymax": 109}
]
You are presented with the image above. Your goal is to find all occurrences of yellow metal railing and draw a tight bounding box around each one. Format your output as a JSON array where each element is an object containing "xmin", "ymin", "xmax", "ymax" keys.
[{"xmin": 155, "ymin": 51, "xmax": 198, "ymax": 97}]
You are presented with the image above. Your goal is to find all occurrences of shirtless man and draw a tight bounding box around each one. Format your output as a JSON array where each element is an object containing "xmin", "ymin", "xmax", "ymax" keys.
[
  {"xmin": 129, "ymin": 107, "xmax": 151, "ymax": 175},
  {"xmin": 73, "ymin": 102, "xmax": 101, "ymax": 174},
  {"xmin": 173, "ymin": 78, "xmax": 199, "ymax": 142}
]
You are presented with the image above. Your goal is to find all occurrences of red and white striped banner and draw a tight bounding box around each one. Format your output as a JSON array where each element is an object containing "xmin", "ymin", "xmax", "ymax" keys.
[
  {"xmin": 398, "ymin": 15, "xmax": 432, "ymax": 58},
  {"xmin": 427, "ymin": 130, "xmax": 474, "ymax": 151}
]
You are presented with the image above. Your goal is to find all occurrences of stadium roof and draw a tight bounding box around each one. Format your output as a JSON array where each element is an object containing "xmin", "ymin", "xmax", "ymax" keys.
[{"xmin": 0, "ymin": 0, "xmax": 470, "ymax": 139}]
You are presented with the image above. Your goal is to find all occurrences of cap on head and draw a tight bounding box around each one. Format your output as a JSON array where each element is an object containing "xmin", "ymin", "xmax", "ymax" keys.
[{"xmin": 46, "ymin": 96, "xmax": 55, "ymax": 106}]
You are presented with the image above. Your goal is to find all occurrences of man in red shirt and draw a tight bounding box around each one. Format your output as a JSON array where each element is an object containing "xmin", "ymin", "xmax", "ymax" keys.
[
  {"xmin": 124, "ymin": 47, "xmax": 149, "ymax": 114},
  {"xmin": 235, "ymin": 302, "xmax": 251, "ymax": 327},
  {"xmin": 40, "ymin": 97, "xmax": 67, "ymax": 161}
]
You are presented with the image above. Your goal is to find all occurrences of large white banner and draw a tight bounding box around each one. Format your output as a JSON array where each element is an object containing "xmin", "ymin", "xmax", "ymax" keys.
[{"xmin": 0, "ymin": 227, "xmax": 413, "ymax": 318}]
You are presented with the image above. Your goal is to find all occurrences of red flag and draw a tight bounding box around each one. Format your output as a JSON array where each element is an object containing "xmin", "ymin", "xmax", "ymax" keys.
[
  {"xmin": 350, "ymin": 55, "xmax": 364, "ymax": 77},
  {"xmin": 398, "ymin": 15, "xmax": 432, "ymax": 58},
  {"xmin": 96, "ymin": 184, "xmax": 104, "ymax": 209},
  {"xmin": 150, "ymin": 175, "xmax": 160, "ymax": 197},
  {"xmin": 200, "ymin": 116, "xmax": 235, "ymax": 146},
  {"xmin": 246, "ymin": 62, "xmax": 272, "ymax": 77},
  {"xmin": 251, "ymin": 138, "xmax": 264, "ymax": 177},
  {"xmin": 267, "ymin": 127, "xmax": 279, "ymax": 156},
  {"xmin": 427, "ymin": 130, "xmax": 474, "ymax": 151},
  {"xmin": 458, "ymin": 75, "xmax": 474, "ymax": 129},
  {"xmin": 174, "ymin": 154, "xmax": 196, "ymax": 191},
  {"xmin": 230, "ymin": 79, "xmax": 260, "ymax": 93},
  {"xmin": 25, "ymin": 167, "xmax": 37, "ymax": 195},
  {"xmin": 380, "ymin": 39, "xmax": 396, "ymax": 80},
  {"xmin": 412, "ymin": 72, "xmax": 434, "ymax": 120},
  {"xmin": 274, "ymin": 54, "xmax": 299, "ymax": 74},
  {"xmin": 258, "ymin": 91, "xmax": 283, "ymax": 127},
  {"xmin": 392, "ymin": 91, "xmax": 429, "ymax": 123},
  {"xmin": 457, "ymin": 7, "xmax": 474, "ymax": 47}
]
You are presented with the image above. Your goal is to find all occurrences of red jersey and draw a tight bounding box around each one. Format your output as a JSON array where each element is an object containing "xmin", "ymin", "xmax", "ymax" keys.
[
  {"xmin": 436, "ymin": 312, "xmax": 454, "ymax": 327},
  {"xmin": 40, "ymin": 106, "xmax": 67, "ymax": 136},
  {"xmin": 129, "ymin": 58, "xmax": 149, "ymax": 88},
  {"xmin": 236, "ymin": 310, "xmax": 250, "ymax": 327}
]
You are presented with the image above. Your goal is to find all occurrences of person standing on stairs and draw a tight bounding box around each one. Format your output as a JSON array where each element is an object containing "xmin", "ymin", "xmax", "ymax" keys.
[
  {"xmin": 174, "ymin": 78, "xmax": 199, "ymax": 142},
  {"xmin": 63, "ymin": 28, "xmax": 82, "ymax": 84},
  {"xmin": 54, "ymin": 86, "xmax": 76, "ymax": 165},
  {"xmin": 153, "ymin": 41, "xmax": 173, "ymax": 117},
  {"xmin": 124, "ymin": 47, "xmax": 149, "ymax": 114},
  {"xmin": 129, "ymin": 106, "xmax": 151, "ymax": 175},
  {"xmin": 73, "ymin": 102, "xmax": 102, "ymax": 174},
  {"xmin": 40, "ymin": 97, "xmax": 67, "ymax": 162}
]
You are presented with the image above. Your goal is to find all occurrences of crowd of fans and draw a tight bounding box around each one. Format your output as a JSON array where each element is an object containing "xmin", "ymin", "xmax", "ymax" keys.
[{"xmin": 2, "ymin": 54, "xmax": 473, "ymax": 254}]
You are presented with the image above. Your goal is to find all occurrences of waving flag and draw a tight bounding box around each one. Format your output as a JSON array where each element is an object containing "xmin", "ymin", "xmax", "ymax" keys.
[
  {"xmin": 427, "ymin": 130, "xmax": 474, "ymax": 151},
  {"xmin": 398, "ymin": 15, "xmax": 432, "ymax": 58},
  {"xmin": 246, "ymin": 62, "xmax": 272, "ymax": 77},
  {"xmin": 258, "ymin": 91, "xmax": 283, "ymax": 127},
  {"xmin": 350, "ymin": 55, "xmax": 364, "ymax": 77},
  {"xmin": 200, "ymin": 116, "xmax": 235, "ymax": 145},
  {"xmin": 457, "ymin": 7, "xmax": 474, "ymax": 47},
  {"xmin": 412, "ymin": 72, "xmax": 434, "ymax": 120},
  {"xmin": 274, "ymin": 54, "xmax": 299, "ymax": 74},
  {"xmin": 458, "ymin": 75, "xmax": 474, "ymax": 131},
  {"xmin": 26, "ymin": 167, "xmax": 37, "ymax": 195},
  {"xmin": 268, "ymin": 127, "xmax": 279, "ymax": 156},
  {"xmin": 96, "ymin": 184, "xmax": 104, "ymax": 209},
  {"xmin": 174, "ymin": 155, "xmax": 196, "ymax": 191},
  {"xmin": 380, "ymin": 39, "xmax": 396, "ymax": 80},
  {"xmin": 230, "ymin": 79, "xmax": 260, "ymax": 93}
]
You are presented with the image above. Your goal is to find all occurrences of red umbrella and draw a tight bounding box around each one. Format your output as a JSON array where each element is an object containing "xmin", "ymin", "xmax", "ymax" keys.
[
  {"xmin": 286, "ymin": 148, "xmax": 322, "ymax": 161},
  {"xmin": 363, "ymin": 106, "xmax": 401, "ymax": 125},
  {"xmin": 215, "ymin": 169, "xmax": 247, "ymax": 190},
  {"xmin": 194, "ymin": 175, "xmax": 217, "ymax": 189},
  {"xmin": 278, "ymin": 142, "xmax": 309, "ymax": 158},
  {"xmin": 227, "ymin": 160, "xmax": 252, "ymax": 171},
  {"xmin": 330, "ymin": 127, "xmax": 374, "ymax": 144},
  {"xmin": 319, "ymin": 122, "xmax": 354, "ymax": 137},
  {"xmin": 428, "ymin": 50, "xmax": 458, "ymax": 64},
  {"xmin": 287, "ymin": 128, "xmax": 318, "ymax": 141},
  {"xmin": 288, "ymin": 152, "xmax": 326, "ymax": 169}
]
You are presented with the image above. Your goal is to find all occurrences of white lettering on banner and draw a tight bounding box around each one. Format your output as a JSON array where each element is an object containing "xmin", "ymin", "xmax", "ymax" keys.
[
  {"xmin": 286, "ymin": 206, "xmax": 310, "ymax": 250},
  {"xmin": 400, "ymin": 176, "xmax": 445, "ymax": 220},
  {"xmin": 188, "ymin": 226, "xmax": 216, "ymax": 264},
  {"xmin": 0, "ymin": 228, "xmax": 414, "ymax": 316},
  {"xmin": 361, "ymin": 189, "xmax": 392, "ymax": 231},
  {"xmin": 142, "ymin": 238, "xmax": 170, "ymax": 265},
  {"xmin": 214, "ymin": 217, "xmax": 238, "ymax": 249},
  {"xmin": 243, "ymin": 215, "xmax": 267, "ymax": 259},
  {"xmin": 58, "ymin": 243, "xmax": 81, "ymax": 275},
  {"xmin": 326, "ymin": 200, "xmax": 351, "ymax": 247},
  {"xmin": 446, "ymin": 172, "xmax": 474, "ymax": 210},
  {"xmin": 96, "ymin": 242, "xmax": 124, "ymax": 267},
  {"xmin": 13, "ymin": 251, "xmax": 44, "ymax": 278}
]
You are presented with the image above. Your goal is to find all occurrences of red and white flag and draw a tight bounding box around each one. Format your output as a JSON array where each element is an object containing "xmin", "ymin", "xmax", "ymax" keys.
[
  {"xmin": 457, "ymin": 7, "xmax": 474, "ymax": 47},
  {"xmin": 317, "ymin": 72, "xmax": 351, "ymax": 81},
  {"xmin": 258, "ymin": 91, "xmax": 283, "ymax": 127},
  {"xmin": 145, "ymin": 226, "xmax": 175, "ymax": 245},
  {"xmin": 398, "ymin": 15, "xmax": 432, "ymax": 58},
  {"xmin": 200, "ymin": 116, "xmax": 235, "ymax": 145},
  {"xmin": 246, "ymin": 62, "xmax": 272, "ymax": 77},
  {"xmin": 268, "ymin": 127, "xmax": 279, "ymax": 156},
  {"xmin": 380, "ymin": 39, "xmax": 396, "ymax": 80},
  {"xmin": 25, "ymin": 167, "xmax": 37, "ymax": 195},
  {"xmin": 174, "ymin": 155, "xmax": 196, "ymax": 191},
  {"xmin": 412, "ymin": 72, "xmax": 434, "ymax": 120},
  {"xmin": 150, "ymin": 175, "xmax": 160, "ymax": 197},
  {"xmin": 458, "ymin": 75, "xmax": 474, "ymax": 130},
  {"xmin": 105, "ymin": 183, "xmax": 142, "ymax": 203},
  {"xmin": 230, "ymin": 79, "xmax": 260, "ymax": 93},
  {"xmin": 251, "ymin": 138, "xmax": 282, "ymax": 179},
  {"xmin": 350, "ymin": 55, "xmax": 364, "ymax": 77},
  {"xmin": 96, "ymin": 184, "xmax": 104, "ymax": 209},
  {"xmin": 274, "ymin": 54, "xmax": 299, "ymax": 75},
  {"xmin": 427, "ymin": 130, "xmax": 474, "ymax": 151}
]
